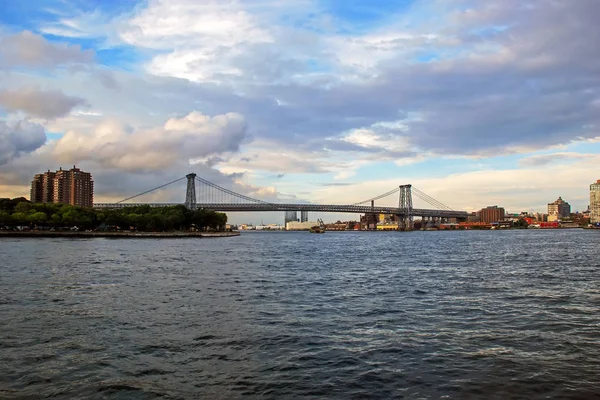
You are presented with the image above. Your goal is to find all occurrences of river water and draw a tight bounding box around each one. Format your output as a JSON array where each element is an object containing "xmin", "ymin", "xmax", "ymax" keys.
[{"xmin": 1, "ymin": 230, "xmax": 599, "ymax": 399}]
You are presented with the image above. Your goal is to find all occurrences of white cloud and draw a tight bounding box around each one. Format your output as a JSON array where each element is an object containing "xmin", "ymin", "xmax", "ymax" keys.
[
  {"xmin": 119, "ymin": 0, "xmax": 272, "ymax": 82},
  {"xmin": 52, "ymin": 111, "xmax": 247, "ymax": 171}
]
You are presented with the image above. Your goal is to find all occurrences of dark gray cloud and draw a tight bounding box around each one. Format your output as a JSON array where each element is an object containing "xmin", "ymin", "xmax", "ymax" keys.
[
  {"xmin": 95, "ymin": 69, "xmax": 121, "ymax": 91},
  {"xmin": 0, "ymin": 31, "xmax": 94, "ymax": 68},
  {"xmin": 0, "ymin": 88, "xmax": 87, "ymax": 119},
  {"xmin": 0, "ymin": 120, "xmax": 46, "ymax": 165},
  {"xmin": 227, "ymin": 172, "xmax": 245, "ymax": 179}
]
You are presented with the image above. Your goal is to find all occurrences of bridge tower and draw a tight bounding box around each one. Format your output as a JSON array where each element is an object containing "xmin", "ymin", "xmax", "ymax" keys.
[
  {"xmin": 398, "ymin": 184, "xmax": 413, "ymax": 231},
  {"xmin": 185, "ymin": 173, "xmax": 197, "ymax": 210}
]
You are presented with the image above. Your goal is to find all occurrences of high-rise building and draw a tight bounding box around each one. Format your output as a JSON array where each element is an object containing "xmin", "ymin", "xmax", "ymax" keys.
[
  {"xmin": 30, "ymin": 166, "xmax": 93, "ymax": 207},
  {"xmin": 478, "ymin": 206, "xmax": 505, "ymax": 223},
  {"xmin": 547, "ymin": 197, "xmax": 571, "ymax": 222},
  {"xmin": 300, "ymin": 211, "xmax": 308, "ymax": 222},
  {"xmin": 30, "ymin": 175, "xmax": 43, "ymax": 204},
  {"xmin": 30, "ymin": 170, "xmax": 56, "ymax": 203},
  {"xmin": 284, "ymin": 211, "xmax": 298, "ymax": 225},
  {"xmin": 590, "ymin": 180, "xmax": 600, "ymax": 223}
]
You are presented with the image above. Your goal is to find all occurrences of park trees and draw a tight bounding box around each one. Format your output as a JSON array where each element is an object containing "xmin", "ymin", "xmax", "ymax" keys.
[{"xmin": 0, "ymin": 198, "xmax": 228, "ymax": 232}]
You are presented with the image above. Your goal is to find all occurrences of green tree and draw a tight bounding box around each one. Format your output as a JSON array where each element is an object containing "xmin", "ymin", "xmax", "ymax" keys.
[
  {"xmin": 14, "ymin": 202, "xmax": 33, "ymax": 214},
  {"xmin": 0, "ymin": 211, "xmax": 13, "ymax": 225},
  {"xmin": 11, "ymin": 212, "xmax": 28, "ymax": 225},
  {"xmin": 50, "ymin": 213, "xmax": 62, "ymax": 226},
  {"xmin": 62, "ymin": 209, "xmax": 81, "ymax": 226},
  {"xmin": 29, "ymin": 211, "xmax": 48, "ymax": 226},
  {"xmin": 514, "ymin": 218, "xmax": 529, "ymax": 229}
]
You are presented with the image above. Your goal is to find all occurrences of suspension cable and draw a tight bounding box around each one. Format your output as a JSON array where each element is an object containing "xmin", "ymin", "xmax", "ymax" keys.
[
  {"xmin": 116, "ymin": 177, "xmax": 187, "ymax": 204},
  {"xmin": 353, "ymin": 187, "xmax": 400, "ymax": 205},
  {"xmin": 412, "ymin": 187, "xmax": 453, "ymax": 210},
  {"xmin": 195, "ymin": 177, "xmax": 273, "ymax": 204},
  {"xmin": 413, "ymin": 190, "xmax": 450, "ymax": 210},
  {"xmin": 413, "ymin": 191, "xmax": 448, "ymax": 210}
]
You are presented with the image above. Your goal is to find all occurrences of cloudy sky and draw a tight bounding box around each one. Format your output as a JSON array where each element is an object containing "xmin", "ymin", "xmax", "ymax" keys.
[{"xmin": 0, "ymin": 0, "xmax": 599, "ymax": 223}]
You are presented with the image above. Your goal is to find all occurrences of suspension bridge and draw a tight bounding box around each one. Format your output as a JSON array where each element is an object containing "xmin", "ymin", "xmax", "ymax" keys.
[{"xmin": 93, "ymin": 173, "xmax": 469, "ymax": 230}]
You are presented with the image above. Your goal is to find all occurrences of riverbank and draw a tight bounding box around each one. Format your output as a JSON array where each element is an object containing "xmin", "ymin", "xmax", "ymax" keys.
[{"xmin": 0, "ymin": 231, "xmax": 240, "ymax": 239}]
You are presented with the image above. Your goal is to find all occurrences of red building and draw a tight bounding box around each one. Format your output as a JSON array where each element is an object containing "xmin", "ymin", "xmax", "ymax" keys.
[{"xmin": 478, "ymin": 206, "xmax": 505, "ymax": 223}]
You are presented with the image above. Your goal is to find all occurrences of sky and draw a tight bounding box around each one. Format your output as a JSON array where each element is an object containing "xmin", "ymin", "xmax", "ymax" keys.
[{"xmin": 0, "ymin": 0, "xmax": 599, "ymax": 224}]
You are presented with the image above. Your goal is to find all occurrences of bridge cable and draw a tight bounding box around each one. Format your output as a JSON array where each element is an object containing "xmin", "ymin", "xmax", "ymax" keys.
[
  {"xmin": 116, "ymin": 177, "xmax": 187, "ymax": 204},
  {"xmin": 412, "ymin": 187, "xmax": 453, "ymax": 210},
  {"xmin": 413, "ymin": 191, "xmax": 447, "ymax": 210},
  {"xmin": 195, "ymin": 177, "xmax": 274, "ymax": 204},
  {"xmin": 353, "ymin": 187, "xmax": 400, "ymax": 205},
  {"xmin": 412, "ymin": 190, "xmax": 451, "ymax": 210}
]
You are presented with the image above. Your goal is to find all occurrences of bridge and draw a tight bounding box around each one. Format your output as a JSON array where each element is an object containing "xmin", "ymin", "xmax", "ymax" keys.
[{"xmin": 94, "ymin": 173, "xmax": 469, "ymax": 230}]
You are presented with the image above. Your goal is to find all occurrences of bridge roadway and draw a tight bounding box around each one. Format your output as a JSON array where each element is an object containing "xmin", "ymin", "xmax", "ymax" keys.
[{"xmin": 93, "ymin": 203, "xmax": 469, "ymax": 219}]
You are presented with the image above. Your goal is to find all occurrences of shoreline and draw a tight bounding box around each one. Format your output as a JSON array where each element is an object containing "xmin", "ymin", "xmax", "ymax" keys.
[{"xmin": 0, "ymin": 231, "xmax": 240, "ymax": 239}]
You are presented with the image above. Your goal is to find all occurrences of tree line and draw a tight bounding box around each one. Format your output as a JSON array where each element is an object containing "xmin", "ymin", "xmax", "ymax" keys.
[{"xmin": 0, "ymin": 198, "xmax": 228, "ymax": 232}]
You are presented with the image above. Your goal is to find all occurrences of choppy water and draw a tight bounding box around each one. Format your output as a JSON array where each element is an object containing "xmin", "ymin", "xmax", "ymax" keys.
[{"xmin": 1, "ymin": 230, "xmax": 600, "ymax": 399}]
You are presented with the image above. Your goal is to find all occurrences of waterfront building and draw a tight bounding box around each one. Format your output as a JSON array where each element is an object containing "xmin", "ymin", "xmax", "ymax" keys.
[
  {"xmin": 591, "ymin": 180, "xmax": 600, "ymax": 223},
  {"xmin": 478, "ymin": 206, "xmax": 505, "ymax": 223},
  {"xmin": 30, "ymin": 175, "xmax": 43, "ymax": 204},
  {"xmin": 30, "ymin": 170, "xmax": 56, "ymax": 204},
  {"xmin": 467, "ymin": 212, "xmax": 480, "ymax": 222},
  {"xmin": 300, "ymin": 211, "xmax": 308, "ymax": 222},
  {"xmin": 378, "ymin": 213, "xmax": 396, "ymax": 223},
  {"xmin": 286, "ymin": 221, "xmax": 318, "ymax": 231},
  {"xmin": 547, "ymin": 197, "xmax": 571, "ymax": 222},
  {"xmin": 284, "ymin": 211, "xmax": 298, "ymax": 225},
  {"xmin": 255, "ymin": 224, "xmax": 285, "ymax": 230},
  {"xmin": 360, "ymin": 213, "xmax": 377, "ymax": 230},
  {"xmin": 30, "ymin": 166, "xmax": 94, "ymax": 207},
  {"xmin": 377, "ymin": 223, "xmax": 399, "ymax": 231},
  {"xmin": 533, "ymin": 212, "xmax": 546, "ymax": 222}
]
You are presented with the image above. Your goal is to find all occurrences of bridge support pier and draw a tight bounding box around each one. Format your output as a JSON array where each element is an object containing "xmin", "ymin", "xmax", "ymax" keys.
[
  {"xmin": 371, "ymin": 200, "xmax": 377, "ymax": 231},
  {"xmin": 185, "ymin": 173, "xmax": 197, "ymax": 210},
  {"xmin": 398, "ymin": 185, "xmax": 414, "ymax": 231}
]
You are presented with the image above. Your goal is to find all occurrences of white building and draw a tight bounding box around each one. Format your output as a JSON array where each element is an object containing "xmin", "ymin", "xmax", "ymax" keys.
[
  {"xmin": 255, "ymin": 224, "xmax": 284, "ymax": 230},
  {"xmin": 286, "ymin": 221, "xmax": 318, "ymax": 231}
]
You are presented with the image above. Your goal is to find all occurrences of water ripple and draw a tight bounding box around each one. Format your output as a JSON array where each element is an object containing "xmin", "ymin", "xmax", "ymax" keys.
[{"xmin": 1, "ymin": 230, "xmax": 600, "ymax": 399}]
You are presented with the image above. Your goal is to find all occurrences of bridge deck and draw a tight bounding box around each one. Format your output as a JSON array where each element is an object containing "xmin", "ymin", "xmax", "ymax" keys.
[{"xmin": 93, "ymin": 203, "xmax": 469, "ymax": 219}]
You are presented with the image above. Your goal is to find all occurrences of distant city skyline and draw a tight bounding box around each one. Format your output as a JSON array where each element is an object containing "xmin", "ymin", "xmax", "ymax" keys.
[{"xmin": 1, "ymin": 0, "xmax": 599, "ymax": 224}]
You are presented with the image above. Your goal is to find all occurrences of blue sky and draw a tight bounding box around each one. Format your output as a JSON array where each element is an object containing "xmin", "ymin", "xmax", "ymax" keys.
[{"xmin": 1, "ymin": 0, "xmax": 599, "ymax": 223}]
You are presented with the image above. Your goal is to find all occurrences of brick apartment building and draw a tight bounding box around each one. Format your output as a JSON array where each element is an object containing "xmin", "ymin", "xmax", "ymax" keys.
[
  {"xmin": 478, "ymin": 205, "xmax": 505, "ymax": 223},
  {"xmin": 30, "ymin": 166, "xmax": 94, "ymax": 207}
]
